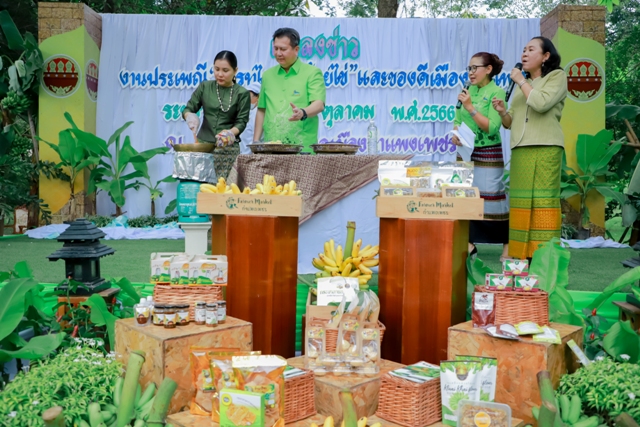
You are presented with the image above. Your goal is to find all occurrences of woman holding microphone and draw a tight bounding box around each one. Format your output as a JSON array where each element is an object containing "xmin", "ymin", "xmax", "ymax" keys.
[
  {"xmin": 492, "ymin": 37, "xmax": 567, "ymax": 260},
  {"xmin": 452, "ymin": 52, "xmax": 510, "ymax": 262}
]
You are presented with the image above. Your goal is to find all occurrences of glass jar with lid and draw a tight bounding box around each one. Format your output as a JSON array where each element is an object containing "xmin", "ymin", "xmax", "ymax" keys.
[
  {"xmin": 164, "ymin": 305, "xmax": 178, "ymax": 329},
  {"xmin": 194, "ymin": 301, "xmax": 207, "ymax": 325},
  {"xmin": 206, "ymin": 303, "xmax": 218, "ymax": 327},
  {"xmin": 152, "ymin": 305, "xmax": 166, "ymax": 326}
]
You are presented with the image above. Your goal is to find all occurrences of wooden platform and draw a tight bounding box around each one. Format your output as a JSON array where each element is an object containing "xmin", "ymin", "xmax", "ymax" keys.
[
  {"xmin": 114, "ymin": 317, "xmax": 252, "ymax": 414},
  {"xmin": 448, "ymin": 321, "xmax": 583, "ymax": 425},
  {"xmin": 167, "ymin": 412, "xmax": 525, "ymax": 427}
]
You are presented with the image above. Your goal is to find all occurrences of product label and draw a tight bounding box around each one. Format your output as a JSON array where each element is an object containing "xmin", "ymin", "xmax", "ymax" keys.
[
  {"xmin": 217, "ymin": 306, "xmax": 227, "ymax": 321},
  {"xmin": 244, "ymin": 383, "xmax": 276, "ymax": 408},
  {"xmin": 389, "ymin": 361, "xmax": 440, "ymax": 383},
  {"xmin": 474, "ymin": 293, "xmax": 494, "ymax": 310},
  {"xmin": 195, "ymin": 308, "xmax": 207, "ymax": 322},
  {"xmin": 474, "ymin": 411, "xmax": 491, "ymax": 427},
  {"xmin": 514, "ymin": 275, "xmax": 539, "ymax": 291},
  {"xmin": 153, "ymin": 313, "xmax": 165, "ymax": 324},
  {"xmin": 485, "ymin": 274, "xmax": 513, "ymax": 291},
  {"xmin": 164, "ymin": 312, "xmax": 177, "ymax": 326},
  {"xmin": 206, "ymin": 310, "xmax": 218, "ymax": 325},
  {"xmin": 178, "ymin": 311, "xmax": 190, "ymax": 323}
]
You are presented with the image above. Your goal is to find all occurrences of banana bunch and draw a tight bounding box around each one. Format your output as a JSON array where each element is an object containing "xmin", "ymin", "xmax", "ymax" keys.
[
  {"xmin": 312, "ymin": 238, "xmax": 379, "ymax": 287},
  {"xmin": 1, "ymin": 90, "xmax": 30, "ymax": 116},
  {"xmin": 311, "ymin": 416, "xmax": 381, "ymax": 427},
  {"xmin": 532, "ymin": 394, "xmax": 601, "ymax": 427},
  {"xmin": 200, "ymin": 175, "xmax": 302, "ymax": 196}
]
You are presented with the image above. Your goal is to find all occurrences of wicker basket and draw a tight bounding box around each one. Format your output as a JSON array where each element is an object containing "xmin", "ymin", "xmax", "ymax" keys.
[
  {"xmin": 153, "ymin": 284, "xmax": 224, "ymax": 319},
  {"xmin": 475, "ymin": 286, "xmax": 549, "ymax": 326},
  {"xmin": 307, "ymin": 317, "xmax": 386, "ymax": 353},
  {"xmin": 376, "ymin": 373, "xmax": 442, "ymax": 427},
  {"xmin": 284, "ymin": 369, "xmax": 316, "ymax": 423}
]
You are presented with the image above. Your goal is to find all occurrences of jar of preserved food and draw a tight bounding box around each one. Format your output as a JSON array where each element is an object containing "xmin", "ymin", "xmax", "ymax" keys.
[
  {"xmin": 164, "ymin": 305, "xmax": 178, "ymax": 329},
  {"xmin": 152, "ymin": 305, "xmax": 166, "ymax": 326},
  {"xmin": 177, "ymin": 304, "xmax": 190, "ymax": 325},
  {"xmin": 206, "ymin": 303, "xmax": 218, "ymax": 327},
  {"xmin": 217, "ymin": 301, "xmax": 227, "ymax": 324},
  {"xmin": 194, "ymin": 301, "xmax": 207, "ymax": 325}
]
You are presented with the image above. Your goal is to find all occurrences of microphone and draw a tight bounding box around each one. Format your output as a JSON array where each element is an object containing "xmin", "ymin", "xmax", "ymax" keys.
[
  {"xmin": 505, "ymin": 62, "xmax": 523, "ymax": 102},
  {"xmin": 456, "ymin": 80, "xmax": 471, "ymax": 109}
]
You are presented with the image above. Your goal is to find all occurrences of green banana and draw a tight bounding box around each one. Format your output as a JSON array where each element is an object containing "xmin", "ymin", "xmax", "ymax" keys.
[
  {"xmin": 531, "ymin": 406, "xmax": 540, "ymax": 420},
  {"xmin": 133, "ymin": 419, "xmax": 147, "ymax": 427},
  {"xmin": 88, "ymin": 402, "xmax": 104, "ymax": 427},
  {"xmin": 101, "ymin": 410, "xmax": 114, "ymax": 422},
  {"xmin": 134, "ymin": 383, "xmax": 142, "ymax": 407},
  {"xmin": 79, "ymin": 420, "xmax": 91, "ymax": 427},
  {"xmin": 113, "ymin": 377, "xmax": 124, "ymax": 406},
  {"xmin": 568, "ymin": 394, "xmax": 582, "ymax": 424},
  {"xmin": 136, "ymin": 383, "xmax": 156, "ymax": 411},
  {"xmin": 572, "ymin": 416, "xmax": 600, "ymax": 427},
  {"xmin": 137, "ymin": 397, "xmax": 155, "ymax": 420},
  {"xmin": 559, "ymin": 395, "xmax": 571, "ymax": 423}
]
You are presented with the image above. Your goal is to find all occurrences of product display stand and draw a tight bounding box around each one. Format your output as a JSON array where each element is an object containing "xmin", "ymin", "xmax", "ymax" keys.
[
  {"xmin": 209, "ymin": 214, "xmax": 226, "ymax": 255},
  {"xmin": 114, "ymin": 317, "xmax": 253, "ymax": 414},
  {"xmin": 448, "ymin": 321, "xmax": 583, "ymax": 424},
  {"xmin": 378, "ymin": 218, "xmax": 469, "ymax": 365},
  {"xmin": 180, "ymin": 222, "xmax": 211, "ymax": 256},
  {"xmin": 197, "ymin": 192, "xmax": 303, "ymax": 357}
]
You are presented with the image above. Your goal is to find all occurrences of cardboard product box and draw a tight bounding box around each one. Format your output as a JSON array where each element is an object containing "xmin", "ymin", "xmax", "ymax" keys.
[
  {"xmin": 189, "ymin": 254, "xmax": 228, "ymax": 285},
  {"xmin": 220, "ymin": 389, "xmax": 266, "ymax": 427},
  {"xmin": 485, "ymin": 274, "xmax": 514, "ymax": 291},
  {"xmin": 150, "ymin": 252, "xmax": 185, "ymax": 283},
  {"xmin": 502, "ymin": 259, "xmax": 529, "ymax": 276}
]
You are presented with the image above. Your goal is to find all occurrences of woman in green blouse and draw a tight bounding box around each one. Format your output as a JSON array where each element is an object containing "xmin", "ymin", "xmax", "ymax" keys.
[
  {"xmin": 452, "ymin": 52, "xmax": 509, "ymax": 261},
  {"xmin": 492, "ymin": 37, "xmax": 567, "ymax": 260},
  {"xmin": 183, "ymin": 50, "xmax": 251, "ymax": 180}
]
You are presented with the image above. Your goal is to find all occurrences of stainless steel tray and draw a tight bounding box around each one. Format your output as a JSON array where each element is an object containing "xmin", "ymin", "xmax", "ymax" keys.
[
  {"xmin": 311, "ymin": 143, "xmax": 359, "ymax": 155},
  {"xmin": 249, "ymin": 143, "xmax": 303, "ymax": 154}
]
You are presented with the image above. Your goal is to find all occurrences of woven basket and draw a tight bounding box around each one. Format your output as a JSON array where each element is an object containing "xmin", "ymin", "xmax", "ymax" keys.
[
  {"xmin": 376, "ymin": 373, "xmax": 442, "ymax": 427},
  {"xmin": 475, "ymin": 286, "xmax": 549, "ymax": 326},
  {"xmin": 284, "ymin": 369, "xmax": 316, "ymax": 423},
  {"xmin": 153, "ymin": 284, "xmax": 224, "ymax": 319},
  {"xmin": 307, "ymin": 317, "xmax": 386, "ymax": 353}
]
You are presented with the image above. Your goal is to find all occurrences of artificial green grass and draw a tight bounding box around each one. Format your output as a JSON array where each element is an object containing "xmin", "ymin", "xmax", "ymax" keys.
[
  {"xmin": 0, "ymin": 236, "xmax": 637, "ymax": 291},
  {"xmin": 0, "ymin": 235, "xmax": 184, "ymax": 283},
  {"xmin": 475, "ymin": 243, "xmax": 636, "ymax": 291}
]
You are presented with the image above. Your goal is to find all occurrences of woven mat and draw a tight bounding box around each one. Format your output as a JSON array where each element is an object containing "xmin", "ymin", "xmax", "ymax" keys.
[{"xmin": 228, "ymin": 154, "xmax": 412, "ymax": 224}]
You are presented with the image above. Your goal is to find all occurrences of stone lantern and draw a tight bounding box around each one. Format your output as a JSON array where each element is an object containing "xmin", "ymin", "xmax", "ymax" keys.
[{"xmin": 47, "ymin": 219, "xmax": 115, "ymax": 295}]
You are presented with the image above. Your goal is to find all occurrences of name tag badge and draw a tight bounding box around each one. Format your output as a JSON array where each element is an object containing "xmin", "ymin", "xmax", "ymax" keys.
[{"xmin": 292, "ymin": 90, "xmax": 301, "ymax": 97}]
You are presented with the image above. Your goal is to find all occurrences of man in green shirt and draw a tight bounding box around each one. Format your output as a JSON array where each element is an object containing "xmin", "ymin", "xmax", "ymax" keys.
[{"xmin": 253, "ymin": 27, "xmax": 326, "ymax": 152}]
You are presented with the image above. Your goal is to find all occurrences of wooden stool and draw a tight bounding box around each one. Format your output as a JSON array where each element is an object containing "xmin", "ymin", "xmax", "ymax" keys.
[{"xmin": 613, "ymin": 301, "xmax": 640, "ymax": 334}]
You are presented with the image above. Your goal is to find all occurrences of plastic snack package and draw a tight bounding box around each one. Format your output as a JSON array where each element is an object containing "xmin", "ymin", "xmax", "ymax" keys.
[
  {"xmin": 189, "ymin": 346, "xmax": 240, "ymax": 416},
  {"xmin": 209, "ymin": 350, "xmax": 261, "ymax": 422}
]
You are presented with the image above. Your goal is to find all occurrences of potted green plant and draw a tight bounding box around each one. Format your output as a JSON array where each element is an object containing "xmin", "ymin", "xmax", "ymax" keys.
[{"xmin": 561, "ymin": 130, "xmax": 627, "ymax": 239}]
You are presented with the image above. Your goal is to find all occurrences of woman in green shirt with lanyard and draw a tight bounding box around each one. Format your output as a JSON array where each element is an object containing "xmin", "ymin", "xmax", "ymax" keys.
[
  {"xmin": 452, "ymin": 52, "xmax": 509, "ymax": 262},
  {"xmin": 183, "ymin": 50, "xmax": 251, "ymax": 180}
]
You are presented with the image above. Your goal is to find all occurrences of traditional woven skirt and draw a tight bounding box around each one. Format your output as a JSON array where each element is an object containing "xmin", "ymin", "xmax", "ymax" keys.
[
  {"xmin": 509, "ymin": 145, "xmax": 563, "ymax": 259},
  {"xmin": 469, "ymin": 145, "xmax": 509, "ymax": 244}
]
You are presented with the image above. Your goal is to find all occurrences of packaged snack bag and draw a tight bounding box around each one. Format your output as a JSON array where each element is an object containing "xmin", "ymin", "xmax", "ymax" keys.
[{"xmin": 189, "ymin": 346, "xmax": 240, "ymax": 416}]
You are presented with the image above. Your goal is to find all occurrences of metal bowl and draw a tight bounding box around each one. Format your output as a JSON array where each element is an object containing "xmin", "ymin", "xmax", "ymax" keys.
[
  {"xmin": 172, "ymin": 143, "xmax": 216, "ymax": 153},
  {"xmin": 311, "ymin": 143, "xmax": 359, "ymax": 155},
  {"xmin": 249, "ymin": 143, "xmax": 303, "ymax": 154}
]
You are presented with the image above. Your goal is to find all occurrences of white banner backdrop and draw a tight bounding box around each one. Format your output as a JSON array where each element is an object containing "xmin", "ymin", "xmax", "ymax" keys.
[{"xmin": 97, "ymin": 15, "xmax": 540, "ymax": 217}]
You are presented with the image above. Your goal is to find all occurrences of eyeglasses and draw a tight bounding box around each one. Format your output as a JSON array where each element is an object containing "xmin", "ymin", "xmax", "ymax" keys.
[{"xmin": 466, "ymin": 65, "xmax": 488, "ymax": 74}]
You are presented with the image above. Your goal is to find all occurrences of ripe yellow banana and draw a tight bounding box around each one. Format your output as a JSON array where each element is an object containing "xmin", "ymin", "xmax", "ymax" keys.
[
  {"xmin": 312, "ymin": 258, "xmax": 325, "ymax": 270},
  {"xmin": 341, "ymin": 263, "xmax": 352, "ymax": 276},
  {"xmin": 289, "ymin": 180, "xmax": 297, "ymax": 192},
  {"xmin": 250, "ymin": 189, "xmax": 261, "ymax": 195},
  {"xmin": 200, "ymin": 184, "xmax": 218, "ymax": 193},
  {"xmin": 351, "ymin": 257, "xmax": 362, "ymax": 266},
  {"xmin": 323, "ymin": 416, "xmax": 334, "ymax": 427},
  {"xmin": 361, "ymin": 244, "xmax": 372, "ymax": 253},
  {"xmin": 263, "ymin": 174, "xmax": 269, "ymax": 187},
  {"xmin": 358, "ymin": 276, "xmax": 371, "ymax": 285},
  {"xmin": 243, "ymin": 187, "xmax": 251, "ymax": 194},
  {"xmin": 311, "ymin": 424, "xmax": 319, "ymax": 427},
  {"xmin": 349, "ymin": 270, "xmax": 361, "ymax": 277},
  {"xmin": 231, "ymin": 183, "xmax": 241, "ymax": 194},
  {"xmin": 256, "ymin": 184, "xmax": 264, "ymax": 193},
  {"xmin": 370, "ymin": 423, "xmax": 382, "ymax": 427},
  {"xmin": 218, "ymin": 177, "xmax": 226, "ymax": 186},
  {"xmin": 352, "ymin": 239, "xmax": 362, "ymax": 257},
  {"xmin": 224, "ymin": 188, "xmax": 233, "ymax": 194},
  {"xmin": 360, "ymin": 247, "xmax": 379, "ymax": 259},
  {"xmin": 358, "ymin": 263, "xmax": 373, "ymax": 275},
  {"xmin": 319, "ymin": 254, "xmax": 337, "ymax": 268},
  {"xmin": 336, "ymin": 245, "xmax": 344, "ymax": 267},
  {"xmin": 329, "ymin": 239, "xmax": 336, "ymax": 261},
  {"xmin": 282, "ymin": 183, "xmax": 290, "ymax": 195},
  {"xmin": 362, "ymin": 259, "xmax": 379, "ymax": 268},
  {"xmin": 357, "ymin": 417, "xmax": 367, "ymax": 427},
  {"xmin": 324, "ymin": 265, "xmax": 340, "ymax": 273},
  {"xmin": 216, "ymin": 181, "xmax": 225, "ymax": 193},
  {"xmin": 341, "ymin": 257, "xmax": 353, "ymax": 271}
]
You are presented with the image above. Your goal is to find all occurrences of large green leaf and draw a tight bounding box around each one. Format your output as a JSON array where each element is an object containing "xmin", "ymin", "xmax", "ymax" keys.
[
  {"xmin": 0, "ymin": 10, "xmax": 25, "ymax": 51},
  {"xmin": 118, "ymin": 136, "xmax": 138, "ymax": 175},
  {"xmin": 622, "ymin": 203, "xmax": 637, "ymax": 227},
  {"xmin": 57, "ymin": 129, "xmax": 77, "ymax": 165},
  {"xmin": 0, "ymin": 277, "xmax": 38, "ymax": 342},
  {"xmin": 628, "ymin": 158, "xmax": 640, "ymax": 196},
  {"xmin": 606, "ymin": 103, "xmax": 640, "ymax": 121},
  {"xmin": 137, "ymin": 146, "xmax": 170, "ymax": 161},
  {"xmin": 602, "ymin": 321, "xmax": 640, "ymax": 363},
  {"xmin": 71, "ymin": 128, "xmax": 110, "ymax": 158},
  {"xmin": 549, "ymin": 286, "xmax": 584, "ymax": 326},
  {"xmin": 589, "ymin": 140, "xmax": 622, "ymax": 174},
  {"xmin": 84, "ymin": 294, "xmax": 118, "ymax": 350},
  {"xmin": 160, "ymin": 175, "xmax": 178, "ymax": 184},
  {"xmin": 121, "ymin": 170, "xmax": 145, "ymax": 181},
  {"xmin": 0, "ymin": 125, "xmax": 16, "ymax": 157},
  {"xmin": 0, "ymin": 333, "xmax": 65, "ymax": 363},
  {"xmin": 107, "ymin": 121, "xmax": 134, "ymax": 147},
  {"xmin": 13, "ymin": 261, "xmax": 33, "ymax": 278},
  {"xmin": 561, "ymin": 183, "xmax": 581, "ymax": 200},
  {"xmin": 530, "ymin": 238, "xmax": 570, "ymax": 292},
  {"xmin": 589, "ymin": 266, "xmax": 640, "ymax": 310},
  {"xmin": 109, "ymin": 179, "xmax": 126, "ymax": 207},
  {"xmin": 576, "ymin": 130, "xmax": 613, "ymax": 175},
  {"xmin": 165, "ymin": 199, "xmax": 177, "ymax": 214},
  {"xmin": 130, "ymin": 154, "xmax": 150, "ymax": 179},
  {"xmin": 114, "ymin": 277, "xmax": 141, "ymax": 305},
  {"xmin": 594, "ymin": 184, "xmax": 627, "ymax": 204}
]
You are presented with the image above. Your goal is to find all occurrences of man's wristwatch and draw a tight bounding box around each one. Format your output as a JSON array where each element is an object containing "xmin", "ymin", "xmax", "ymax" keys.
[{"xmin": 300, "ymin": 109, "xmax": 308, "ymax": 121}]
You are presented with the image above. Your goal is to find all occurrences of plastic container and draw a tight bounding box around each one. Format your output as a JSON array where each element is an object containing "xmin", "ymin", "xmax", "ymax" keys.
[
  {"xmin": 367, "ymin": 120, "xmax": 378, "ymax": 155},
  {"xmin": 134, "ymin": 298, "xmax": 150, "ymax": 326},
  {"xmin": 456, "ymin": 400, "xmax": 511, "ymax": 427}
]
